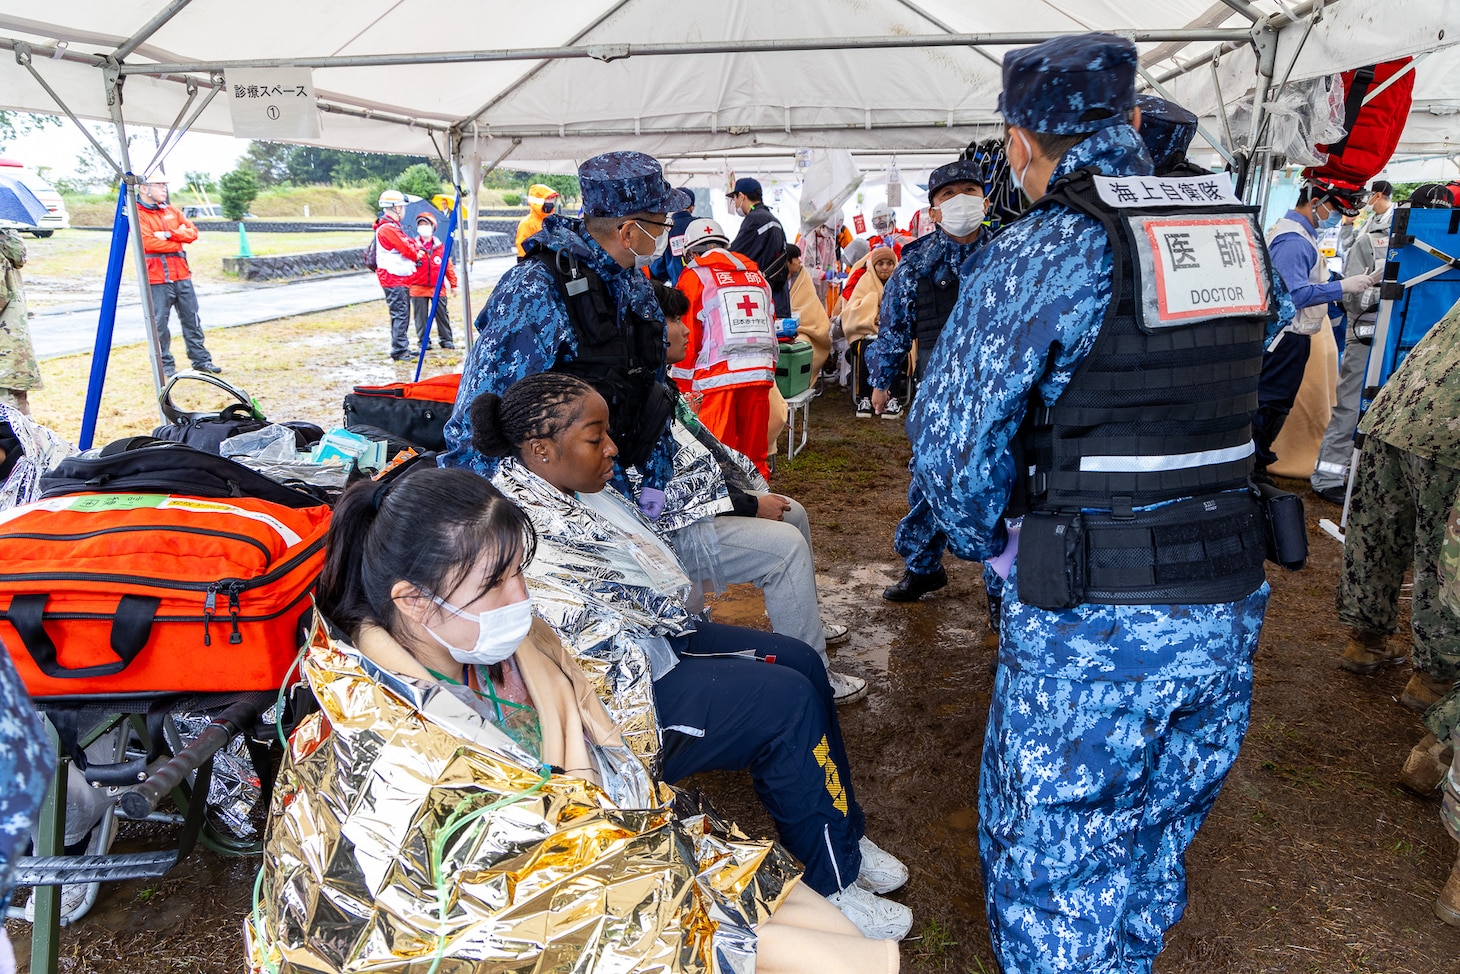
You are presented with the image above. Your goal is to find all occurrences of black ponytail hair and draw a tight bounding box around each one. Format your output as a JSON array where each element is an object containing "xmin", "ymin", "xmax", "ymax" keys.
[
  {"xmin": 469, "ymin": 371, "xmax": 597, "ymax": 458},
  {"xmin": 652, "ymin": 281, "xmax": 690, "ymax": 320},
  {"xmin": 316, "ymin": 466, "xmax": 536, "ymax": 646}
]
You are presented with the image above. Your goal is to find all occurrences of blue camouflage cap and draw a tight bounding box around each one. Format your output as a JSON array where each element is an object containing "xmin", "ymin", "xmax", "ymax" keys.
[
  {"xmin": 578, "ymin": 151, "xmax": 694, "ymax": 218},
  {"xmin": 998, "ymin": 32, "xmax": 1138, "ymax": 135},
  {"xmin": 1135, "ymin": 94, "xmax": 1198, "ymax": 171},
  {"xmin": 928, "ymin": 158, "xmax": 986, "ymax": 199}
]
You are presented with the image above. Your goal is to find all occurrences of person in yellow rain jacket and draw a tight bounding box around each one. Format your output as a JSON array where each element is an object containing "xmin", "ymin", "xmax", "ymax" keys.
[{"xmin": 514, "ymin": 183, "xmax": 561, "ymax": 257}]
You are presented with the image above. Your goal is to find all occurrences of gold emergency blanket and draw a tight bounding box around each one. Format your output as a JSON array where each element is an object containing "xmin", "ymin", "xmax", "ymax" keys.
[{"xmin": 247, "ymin": 626, "xmax": 798, "ymax": 974}]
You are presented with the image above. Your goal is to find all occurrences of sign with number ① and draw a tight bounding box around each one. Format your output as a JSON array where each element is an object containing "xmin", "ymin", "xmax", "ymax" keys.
[{"xmin": 226, "ymin": 67, "xmax": 321, "ymax": 140}]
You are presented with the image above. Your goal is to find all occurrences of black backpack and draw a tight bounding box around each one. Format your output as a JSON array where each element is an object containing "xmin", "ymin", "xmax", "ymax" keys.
[
  {"xmin": 41, "ymin": 439, "xmax": 331, "ymax": 509},
  {"xmin": 151, "ymin": 371, "xmax": 323, "ymax": 455}
]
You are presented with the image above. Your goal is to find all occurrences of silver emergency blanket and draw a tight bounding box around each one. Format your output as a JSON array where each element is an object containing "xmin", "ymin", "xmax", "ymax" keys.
[
  {"xmin": 246, "ymin": 625, "xmax": 798, "ymax": 974},
  {"xmin": 493, "ymin": 457, "xmax": 695, "ymax": 766},
  {"xmin": 0, "ymin": 403, "xmax": 75, "ymax": 512}
]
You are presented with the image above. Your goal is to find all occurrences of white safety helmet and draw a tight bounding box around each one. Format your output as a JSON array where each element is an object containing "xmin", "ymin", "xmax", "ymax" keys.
[
  {"xmin": 872, "ymin": 202, "xmax": 896, "ymax": 231},
  {"xmin": 377, "ymin": 189, "xmax": 407, "ymax": 209},
  {"xmin": 682, "ymin": 218, "xmax": 729, "ymax": 253}
]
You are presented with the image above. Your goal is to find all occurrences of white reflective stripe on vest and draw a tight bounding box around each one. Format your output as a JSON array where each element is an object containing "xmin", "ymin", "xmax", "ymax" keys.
[
  {"xmin": 1079, "ymin": 440, "xmax": 1255, "ymax": 473},
  {"xmin": 692, "ymin": 366, "xmax": 775, "ymax": 392},
  {"xmin": 669, "ymin": 365, "xmax": 695, "ymax": 381}
]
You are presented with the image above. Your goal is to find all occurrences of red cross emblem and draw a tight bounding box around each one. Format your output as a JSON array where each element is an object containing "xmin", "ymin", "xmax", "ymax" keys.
[{"xmin": 735, "ymin": 294, "xmax": 760, "ymax": 317}]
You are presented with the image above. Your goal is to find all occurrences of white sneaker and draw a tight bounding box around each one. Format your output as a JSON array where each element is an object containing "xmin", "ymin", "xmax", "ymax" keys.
[
  {"xmin": 823, "ymin": 622, "xmax": 850, "ymax": 646},
  {"xmin": 880, "ymin": 397, "xmax": 903, "ymax": 419},
  {"xmin": 828, "ymin": 669, "xmax": 868, "ymax": 705},
  {"xmin": 855, "ymin": 836, "xmax": 909, "ymax": 893},
  {"xmin": 855, "ymin": 397, "xmax": 873, "ymax": 418},
  {"xmin": 827, "ymin": 883, "xmax": 913, "ymax": 940}
]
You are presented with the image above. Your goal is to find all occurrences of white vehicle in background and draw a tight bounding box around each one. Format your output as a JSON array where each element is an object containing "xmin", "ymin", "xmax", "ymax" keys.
[{"xmin": 0, "ymin": 156, "xmax": 69, "ymax": 237}]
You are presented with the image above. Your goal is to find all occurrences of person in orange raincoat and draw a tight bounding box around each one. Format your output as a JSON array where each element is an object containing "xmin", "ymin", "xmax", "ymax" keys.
[
  {"xmin": 672, "ymin": 218, "xmax": 779, "ymax": 478},
  {"xmin": 136, "ymin": 176, "xmax": 219, "ymax": 376},
  {"xmin": 514, "ymin": 183, "xmax": 561, "ymax": 257}
]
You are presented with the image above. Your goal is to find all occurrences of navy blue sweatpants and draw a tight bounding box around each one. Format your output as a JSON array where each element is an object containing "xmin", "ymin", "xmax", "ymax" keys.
[{"xmin": 656, "ymin": 621, "xmax": 865, "ymax": 895}]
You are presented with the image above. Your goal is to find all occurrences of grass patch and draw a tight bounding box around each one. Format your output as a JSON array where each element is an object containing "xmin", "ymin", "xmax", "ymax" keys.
[
  {"xmin": 20, "ymin": 230, "xmax": 380, "ymax": 307},
  {"xmin": 29, "ymin": 302, "xmax": 463, "ymax": 445}
]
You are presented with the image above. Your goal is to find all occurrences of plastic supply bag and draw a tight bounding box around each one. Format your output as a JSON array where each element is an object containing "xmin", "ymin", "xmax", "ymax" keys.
[
  {"xmin": 799, "ymin": 149, "xmax": 863, "ymax": 235},
  {"xmin": 1224, "ymin": 75, "xmax": 1347, "ymax": 167},
  {"xmin": 219, "ymin": 423, "xmax": 300, "ymax": 462}
]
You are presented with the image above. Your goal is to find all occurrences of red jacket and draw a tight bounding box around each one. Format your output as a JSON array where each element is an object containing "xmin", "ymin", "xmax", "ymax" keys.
[
  {"xmin": 137, "ymin": 202, "xmax": 199, "ymax": 284},
  {"xmin": 408, "ymin": 237, "xmax": 459, "ymax": 298},
  {"xmin": 373, "ymin": 215, "xmax": 423, "ymax": 289}
]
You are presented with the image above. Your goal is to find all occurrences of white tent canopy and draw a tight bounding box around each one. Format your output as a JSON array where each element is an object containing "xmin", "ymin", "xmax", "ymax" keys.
[
  {"xmin": 3, "ymin": 0, "xmax": 1454, "ymax": 174},
  {"xmin": 3, "ymin": 0, "xmax": 1457, "ymax": 412}
]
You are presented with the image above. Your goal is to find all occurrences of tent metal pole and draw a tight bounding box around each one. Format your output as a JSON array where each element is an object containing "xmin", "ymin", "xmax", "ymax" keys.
[
  {"xmin": 1239, "ymin": 19, "xmax": 1279, "ymax": 205},
  {"xmin": 144, "ymin": 76, "xmax": 221, "ymax": 178},
  {"xmin": 1217, "ymin": 0, "xmax": 1265, "ymax": 21},
  {"xmin": 105, "ymin": 63, "xmax": 168, "ymax": 413},
  {"xmin": 140, "ymin": 79, "xmax": 199, "ymax": 177},
  {"xmin": 1135, "ymin": 64, "xmax": 1238, "ymax": 168},
  {"xmin": 11, "ymin": 42, "xmax": 123, "ymax": 176},
  {"xmin": 448, "ymin": 132, "xmax": 473, "ymax": 357},
  {"xmin": 1150, "ymin": 0, "xmax": 1327, "ymax": 85},
  {"xmin": 459, "ymin": 0, "xmax": 636, "ymax": 131},
  {"xmin": 113, "ymin": 0, "xmax": 194, "ymax": 61},
  {"xmin": 887, "ymin": 0, "xmax": 1004, "ymax": 69},
  {"xmin": 118, "ymin": 28, "xmax": 1253, "ymax": 76}
]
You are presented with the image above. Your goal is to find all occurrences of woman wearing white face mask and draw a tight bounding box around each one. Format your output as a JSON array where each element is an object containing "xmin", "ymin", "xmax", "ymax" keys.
[{"xmin": 255, "ymin": 462, "xmax": 904, "ymax": 973}]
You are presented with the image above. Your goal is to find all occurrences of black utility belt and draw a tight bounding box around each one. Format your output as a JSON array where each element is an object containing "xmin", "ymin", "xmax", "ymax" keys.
[{"xmin": 1017, "ymin": 488, "xmax": 1301, "ymax": 610}]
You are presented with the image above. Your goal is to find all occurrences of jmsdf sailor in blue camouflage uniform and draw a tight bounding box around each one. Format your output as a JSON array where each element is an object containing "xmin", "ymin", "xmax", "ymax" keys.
[
  {"xmin": 442, "ymin": 152, "xmax": 690, "ymax": 516},
  {"xmin": 868, "ymin": 158, "xmax": 992, "ymax": 602},
  {"xmin": 909, "ymin": 34, "xmax": 1289, "ymax": 973}
]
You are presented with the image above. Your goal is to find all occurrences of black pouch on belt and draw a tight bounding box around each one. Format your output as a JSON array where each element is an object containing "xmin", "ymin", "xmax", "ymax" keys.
[
  {"xmin": 1257, "ymin": 481, "xmax": 1308, "ymax": 570},
  {"xmin": 1017, "ymin": 511, "xmax": 1087, "ymax": 610}
]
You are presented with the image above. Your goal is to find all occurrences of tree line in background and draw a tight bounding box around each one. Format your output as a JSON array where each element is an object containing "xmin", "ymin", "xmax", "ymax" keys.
[{"xmin": 215, "ymin": 142, "xmax": 580, "ymax": 219}]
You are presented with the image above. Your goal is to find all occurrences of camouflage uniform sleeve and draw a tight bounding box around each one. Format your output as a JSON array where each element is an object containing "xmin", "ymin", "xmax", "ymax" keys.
[
  {"xmin": 1267, "ymin": 266, "xmax": 1295, "ymax": 344},
  {"xmin": 440, "ymin": 262, "xmax": 575, "ymax": 475},
  {"xmin": 866, "ymin": 258, "xmax": 917, "ymax": 390},
  {"xmin": 908, "ymin": 217, "xmax": 1109, "ymax": 561},
  {"xmin": 0, "ymin": 229, "xmax": 25, "ymax": 269}
]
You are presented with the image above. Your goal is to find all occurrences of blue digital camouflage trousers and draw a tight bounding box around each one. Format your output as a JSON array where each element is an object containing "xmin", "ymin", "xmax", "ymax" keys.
[
  {"xmin": 894, "ymin": 471, "xmax": 947, "ymax": 575},
  {"xmin": 980, "ymin": 579, "xmax": 1266, "ymax": 974}
]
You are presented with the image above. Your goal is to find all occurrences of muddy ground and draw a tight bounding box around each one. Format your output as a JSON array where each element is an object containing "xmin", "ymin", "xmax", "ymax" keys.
[{"xmin": 7, "ymin": 372, "xmax": 1460, "ymax": 972}]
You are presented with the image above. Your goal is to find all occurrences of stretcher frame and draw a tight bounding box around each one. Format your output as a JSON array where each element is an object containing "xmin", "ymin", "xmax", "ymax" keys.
[
  {"xmin": 1318, "ymin": 206, "xmax": 1460, "ymax": 543},
  {"xmin": 6, "ymin": 691, "xmax": 275, "ymax": 974}
]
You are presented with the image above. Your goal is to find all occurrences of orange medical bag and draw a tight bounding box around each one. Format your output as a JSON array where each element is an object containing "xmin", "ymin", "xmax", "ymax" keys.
[{"xmin": 0, "ymin": 493, "xmax": 331, "ymax": 697}]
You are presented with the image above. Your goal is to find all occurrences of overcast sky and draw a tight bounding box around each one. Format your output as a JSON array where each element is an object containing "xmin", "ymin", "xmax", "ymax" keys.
[{"xmin": 1, "ymin": 121, "xmax": 245, "ymax": 186}]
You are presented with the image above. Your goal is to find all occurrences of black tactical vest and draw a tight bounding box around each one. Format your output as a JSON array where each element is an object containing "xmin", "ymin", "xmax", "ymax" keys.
[
  {"xmin": 913, "ymin": 261, "xmax": 959, "ymax": 376},
  {"xmin": 1010, "ymin": 168, "xmax": 1278, "ymax": 606},
  {"xmin": 533, "ymin": 247, "xmax": 673, "ymax": 469}
]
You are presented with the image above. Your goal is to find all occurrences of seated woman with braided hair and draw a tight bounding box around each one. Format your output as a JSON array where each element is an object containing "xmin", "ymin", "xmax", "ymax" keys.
[
  {"xmin": 250, "ymin": 463, "xmax": 902, "ymax": 973},
  {"xmin": 466, "ymin": 371, "xmax": 913, "ymax": 941}
]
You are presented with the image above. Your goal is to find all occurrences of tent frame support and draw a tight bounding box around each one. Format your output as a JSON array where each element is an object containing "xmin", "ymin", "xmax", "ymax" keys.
[
  {"xmin": 104, "ymin": 61, "xmax": 169, "ymax": 410},
  {"xmin": 115, "ymin": 28, "xmax": 1253, "ymax": 77},
  {"xmin": 11, "ymin": 42, "xmax": 123, "ymax": 177},
  {"xmin": 1135, "ymin": 64, "xmax": 1238, "ymax": 168},
  {"xmin": 113, "ymin": 0, "xmax": 195, "ymax": 62}
]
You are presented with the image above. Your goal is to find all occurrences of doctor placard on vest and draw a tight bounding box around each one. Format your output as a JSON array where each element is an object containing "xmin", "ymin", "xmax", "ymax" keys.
[{"xmin": 1091, "ymin": 175, "xmax": 1271, "ymax": 330}]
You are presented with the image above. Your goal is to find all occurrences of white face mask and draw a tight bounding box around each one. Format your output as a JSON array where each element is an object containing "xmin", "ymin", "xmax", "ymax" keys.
[
  {"xmin": 629, "ymin": 221, "xmax": 669, "ymax": 269},
  {"xmin": 1010, "ymin": 129, "xmax": 1034, "ymax": 195},
  {"xmin": 423, "ymin": 594, "xmax": 534, "ymax": 666},
  {"xmin": 417, "ymin": 224, "xmax": 433, "ymax": 237},
  {"xmin": 936, "ymin": 193, "xmax": 986, "ymax": 237}
]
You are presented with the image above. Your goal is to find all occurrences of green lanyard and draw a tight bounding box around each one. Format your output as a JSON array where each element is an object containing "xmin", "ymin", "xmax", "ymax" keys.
[{"xmin": 427, "ymin": 665, "xmax": 529, "ymax": 724}]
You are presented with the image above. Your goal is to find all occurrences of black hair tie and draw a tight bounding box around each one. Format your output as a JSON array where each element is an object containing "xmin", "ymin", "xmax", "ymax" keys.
[{"xmin": 370, "ymin": 480, "xmax": 394, "ymax": 511}]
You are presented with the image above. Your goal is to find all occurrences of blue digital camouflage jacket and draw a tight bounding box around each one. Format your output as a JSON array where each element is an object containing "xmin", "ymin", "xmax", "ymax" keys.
[
  {"xmin": 866, "ymin": 227, "xmax": 988, "ymax": 390},
  {"xmin": 440, "ymin": 215, "xmax": 674, "ymax": 491},
  {"xmin": 907, "ymin": 124, "xmax": 1292, "ymax": 681}
]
